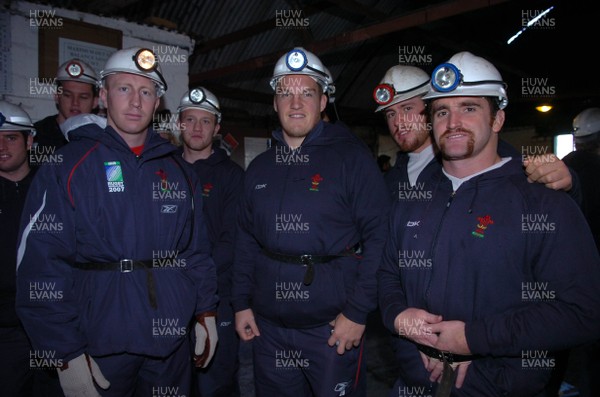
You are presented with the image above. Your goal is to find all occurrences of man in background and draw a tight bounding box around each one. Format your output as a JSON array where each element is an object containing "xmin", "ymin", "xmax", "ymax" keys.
[{"xmin": 178, "ymin": 86, "xmax": 244, "ymax": 397}]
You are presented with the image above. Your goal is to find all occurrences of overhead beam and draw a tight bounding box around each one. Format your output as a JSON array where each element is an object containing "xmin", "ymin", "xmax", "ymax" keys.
[
  {"xmin": 325, "ymin": 0, "xmax": 387, "ymax": 20},
  {"xmin": 194, "ymin": 1, "xmax": 333, "ymax": 54},
  {"xmin": 190, "ymin": 0, "xmax": 512, "ymax": 83}
]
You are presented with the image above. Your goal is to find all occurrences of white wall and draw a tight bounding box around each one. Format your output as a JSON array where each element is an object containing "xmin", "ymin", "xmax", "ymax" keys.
[{"xmin": 3, "ymin": 1, "xmax": 194, "ymax": 122}]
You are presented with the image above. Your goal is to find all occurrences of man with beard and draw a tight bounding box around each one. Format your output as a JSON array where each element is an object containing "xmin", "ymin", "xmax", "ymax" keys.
[
  {"xmin": 374, "ymin": 65, "xmax": 578, "ymax": 202},
  {"xmin": 178, "ymin": 86, "xmax": 244, "ymax": 397},
  {"xmin": 232, "ymin": 47, "xmax": 389, "ymax": 396},
  {"xmin": 377, "ymin": 51, "xmax": 600, "ymax": 397}
]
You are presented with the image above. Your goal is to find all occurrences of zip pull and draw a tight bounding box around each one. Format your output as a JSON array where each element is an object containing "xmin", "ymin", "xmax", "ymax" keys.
[{"xmin": 446, "ymin": 191, "xmax": 456, "ymax": 208}]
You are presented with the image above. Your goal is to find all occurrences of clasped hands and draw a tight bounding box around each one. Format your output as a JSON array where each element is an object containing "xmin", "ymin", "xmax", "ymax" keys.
[{"xmin": 395, "ymin": 308, "xmax": 472, "ymax": 388}]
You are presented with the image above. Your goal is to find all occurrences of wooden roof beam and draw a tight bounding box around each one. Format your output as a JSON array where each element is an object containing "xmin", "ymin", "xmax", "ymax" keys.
[{"xmin": 190, "ymin": 0, "xmax": 512, "ymax": 83}]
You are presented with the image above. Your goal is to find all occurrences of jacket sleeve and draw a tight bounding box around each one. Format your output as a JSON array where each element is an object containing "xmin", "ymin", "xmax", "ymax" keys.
[
  {"xmin": 231, "ymin": 173, "xmax": 260, "ymax": 313},
  {"xmin": 341, "ymin": 149, "xmax": 392, "ymax": 325},
  {"xmin": 15, "ymin": 163, "xmax": 85, "ymax": 362},
  {"xmin": 466, "ymin": 193, "xmax": 600, "ymax": 356},
  {"xmin": 211, "ymin": 165, "xmax": 244, "ymax": 277},
  {"xmin": 377, "ymin": 202, "xmax": 408, "ymax": 335},
  {"xmin": 181, "ymin": 169, "xmax": 218, "ymax": 316}
]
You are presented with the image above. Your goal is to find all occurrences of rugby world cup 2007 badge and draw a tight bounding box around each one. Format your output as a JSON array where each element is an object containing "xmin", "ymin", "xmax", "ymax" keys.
[{"xmin": 104, "ymin": 161, "xmax": 125, "ymax": 193}]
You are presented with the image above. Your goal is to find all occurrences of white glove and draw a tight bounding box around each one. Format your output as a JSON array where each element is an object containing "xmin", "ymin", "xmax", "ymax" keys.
[
  {"xmin": 57, "ymin": 353, "xmax": 110, "ymax": 397},
  {"xmin": 194, "ymin": 312, "xmax": 218, "ymax": 368}
]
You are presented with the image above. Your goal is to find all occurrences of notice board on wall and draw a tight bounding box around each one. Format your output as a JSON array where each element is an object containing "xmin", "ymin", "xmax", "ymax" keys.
[{"xmin": 38, "ymin": 17, "xmax": 122, "ymax": 80}]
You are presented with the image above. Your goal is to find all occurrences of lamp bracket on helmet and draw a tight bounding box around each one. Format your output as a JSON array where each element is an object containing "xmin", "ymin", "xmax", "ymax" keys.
[
  {"xmin": 373, "ymin": 80, "xmax": 430, "ymax": 105},
  {"xmin": 188, "ymin": 87, "xmax": 220, "ymax": 112},
  {"xmin": 432, "ymin": 62, "xmax": 506, "ymax": 93},
  {"xmin": 284, "ymin": 49, "xmax": 330, "ymax": 80},
  {"xmin": 132, "ymin": 48, "xmax": 169, "ymax": 92},
  {"xmin": 373, "ymin": 84, "xmax": 394, "ymax": 106},
  {"xmin": 286, "ymin": 49, "xmax": 308, "ymax": 71},
  {"xmin": 65, "ymin": 60, "xmax": 97, "ymax": 81}
]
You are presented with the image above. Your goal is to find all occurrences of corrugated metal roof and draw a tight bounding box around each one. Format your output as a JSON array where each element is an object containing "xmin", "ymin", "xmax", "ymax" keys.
[{"xmin": 22, "ymin": 0, "xmax": 600, "ymax": 135}]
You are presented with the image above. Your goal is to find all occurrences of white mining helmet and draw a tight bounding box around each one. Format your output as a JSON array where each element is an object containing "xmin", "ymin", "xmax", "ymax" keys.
[
  {"xmin": 56, "ymin": 58, "xmax": 98, "ymax": 86},
  {"xmin": 373, "ymin": 65, "xmax": 430, "ymax": 112},
  {"xmin": 100, "ymin": 47, "xmax": 168, "ymax": 97},
  {"xmin": 423, "ymin": 51, "xmax": 508, "ymax": 110},
  {"xmin": 177, "ymin": 87, "xmax": 222, "ymax": 124},
  {"xmin": 270, "ymin": 47, "xmax": 336, "ymax": 101},
  {"xmin": 573, "ymin": 107, "xmax": 600, "ymax": 139},
  {"xmin": 0, "ymin": 100, "xmax": 36, "ymax": 136}
]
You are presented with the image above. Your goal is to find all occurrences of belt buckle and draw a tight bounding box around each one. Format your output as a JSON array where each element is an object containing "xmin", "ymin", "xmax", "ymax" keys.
[
  {"xmin": 300, "ymin": 254, "xmax": 313, "ymax": 265},
  {"xmin": 440, "ymin": 351, "xmax": 455, "ymax": 365},
  {"xmin": 120, "ymin": 259, "xmax": 134, "ymax": 273}
]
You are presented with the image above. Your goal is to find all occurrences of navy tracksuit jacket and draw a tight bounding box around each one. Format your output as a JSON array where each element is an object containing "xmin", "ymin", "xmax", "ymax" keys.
[
  {"xmin": 186, "ymin": 145, "xmax": 244, "ymax": 397},
  {"xmin": 232, "ymin": 120, "xmax": 390, "ymax": 328},
  {"xmin": 378, "ymin": 157, "xmax": 600, "ymax": 396},
  {"xmin": 15, "ymin": 124, "xmax": 217, "ymax": 362}
]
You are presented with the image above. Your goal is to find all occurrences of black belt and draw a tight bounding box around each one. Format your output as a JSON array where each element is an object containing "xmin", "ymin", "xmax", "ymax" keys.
[
  {"xmin": 262, "ymin": 244, "xmax": 360, "ymax": 286},
  {"xmin": 417, "ymin": 344, "xmax": 478, "ymax": 397},
  {"xmin": 73, "ymin": 259, "xmax": 157, "ymax": 309},
  {"xmin": 73, "ymin": 259, "xmax": 154, "ymax": 272},
  {"xmin": 416, "ymin": 343, "xmax": 477, "ymax": 364}
]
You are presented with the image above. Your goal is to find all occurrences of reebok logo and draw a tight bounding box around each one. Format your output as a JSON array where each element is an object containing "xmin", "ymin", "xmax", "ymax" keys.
[
  {"xmin": 161, "ymin": 205, "xmax": 177, "ymax": 213},
  {"xmin": 406, "ymin": 220, "xmax": 421, "ymax": 227}
]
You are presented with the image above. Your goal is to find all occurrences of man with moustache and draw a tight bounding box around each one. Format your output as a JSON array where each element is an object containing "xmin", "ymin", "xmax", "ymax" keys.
[
  {"xmin": 374, "ymin": 65, "xmax": 577, "ymax": 202},
  {"xmin": 16, "ymin": 47, "xmax": 218, "ymax": 397},
  {"xmin": 178, "ymin": 86, "xmax": 244, "ymax": 397},
  {"xmin": 377, "ymin": 51, "xmax": 600, "ymax": 397},
  {"xmin": 232, "ymin": 47, "xmax": 390, "ymax": 396}
]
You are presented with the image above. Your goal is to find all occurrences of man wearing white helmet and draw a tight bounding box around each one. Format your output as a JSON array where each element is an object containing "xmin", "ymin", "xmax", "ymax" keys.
[
  {"xmin": 15, "ymin": 47, "xmax": 218, "ymax": 397},
  {"xmin": 378, "ymin": 51, "xmax": 600, "ymax": 397},
  {"xmin": 564, "ymin": 107, "xmax": 600, "ymax": 249},
  {"xmin": 561, "ymin": 108, "xmax": 600, "ymax": 397},
  {"xmin": 374, "ymin": 64, "xmax": 578, "ymax": 201},
  {"xmin": 34, "ymin": 58, "xmax": 99, "ymax": 153},
  {"xmin": 232, "ymin": 47, "xmax": 390, "ymax": 396},
  {"xmin": 177, "ymin": 86, "xmax": 244, "ymax": 397},
  {"xmin": 0, "ymin": 101, "xmax": 40, "ymax": 396}
]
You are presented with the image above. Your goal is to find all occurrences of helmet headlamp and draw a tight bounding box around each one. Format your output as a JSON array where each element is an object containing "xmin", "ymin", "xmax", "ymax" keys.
[
  {"xmin": 373, "ymin": 84, "xmax": 394, "ymax": 105},
  {"xmin": 373, "ymin": 80, "xmax": 431, "ymax": 106},
  {"xmin": 128, "ymin": 48, "xmax": 168, "ymax": 92},
  {"xmin": 431, "ymin": 63, "xmax": 461, "ymax": 92},
  {"xmin": 187, "ymin": 87, "xmax": 220, "ymax": 113},
  {"xmin": 66, "ymin": 61, "xmax": 83, "ymax": 78},
  {"xmin": 284, "ymin": 48, "xmax": 329, "ymax": 80},
  {"xmin": 134, "ymin": 49, "xmax": 158, "ymax": 72},
  {"xmin": 431, "ymin": 62, "xmax": 506, "ymax": 93},
  {"xmin": 64, "ymin": 60, "xmax": 97, "ymax": 82},
  {"xmin": 285, "ymin": 49, "xmax": 308, "ymax": 72}
]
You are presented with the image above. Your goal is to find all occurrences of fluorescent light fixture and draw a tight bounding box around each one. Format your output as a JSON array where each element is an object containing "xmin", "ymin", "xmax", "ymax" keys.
[{"xmin": 507, "ymin": 6, "xmax": 555, "ymax": 44}]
